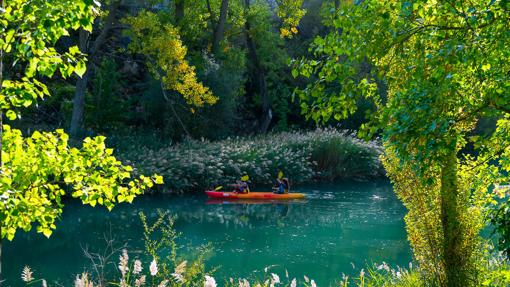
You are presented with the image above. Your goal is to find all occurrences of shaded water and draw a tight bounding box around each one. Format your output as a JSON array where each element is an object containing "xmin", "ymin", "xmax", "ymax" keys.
[{"xmin": 4, "ymin": 181, "xmax": 411, "ymax": 285}]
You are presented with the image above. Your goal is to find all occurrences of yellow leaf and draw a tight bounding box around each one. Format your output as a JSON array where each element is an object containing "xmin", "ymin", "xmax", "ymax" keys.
[{"xmin": 42, "ymin": 229, "xmax": 52, "ymax": 238}]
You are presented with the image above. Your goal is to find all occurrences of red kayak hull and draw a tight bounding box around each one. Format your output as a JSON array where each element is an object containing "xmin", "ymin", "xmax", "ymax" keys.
[{"xmin": 205, "ymin": 191, "xmax": 305, "ymax": 200}]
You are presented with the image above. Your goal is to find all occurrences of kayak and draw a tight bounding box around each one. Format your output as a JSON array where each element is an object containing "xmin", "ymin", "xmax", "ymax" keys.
[
  {"xmin": 206, "ymin": 198, "xmax": 306, "ymax": 205},
  {"xmin": 205, "ymin": 191, "xmax": 306, "ymax": 200}
]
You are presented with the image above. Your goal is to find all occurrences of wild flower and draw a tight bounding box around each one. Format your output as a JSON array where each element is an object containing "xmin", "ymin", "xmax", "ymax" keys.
[
  {"xmin": 119, "ymin": 249, "xmax": 129, "ymax": 277},
  {"xmin": 21, "ymin": 266, "xmax": 33, "ymax": 282},
  {"xmin": 290, "ymin": 278, "xmax": 297, "ymax": 287},
  {"xmin": 75, "ymin": 273, "xmax": 94, "ymax": 287},
  {"xmin": 135, "ymin": 275, "xmax": 146, "ymax": 287},
  {"xmin": 133, "ymin": 259, "xmax": 143, "ymax": 274},
  {"xmin": 174, "ymin": 260, "xmax": 187, "ymax": 275},
  {"xmin": 270, "ymin": 273, "xmax": 280, "ymax": 285},
  {"xmin": 204, "ymin": 275, "xmax": 216, "ymax": 287},
  {"xmin": 158, "ymin": 279, "xmax": 169, "ymax": 287},
  {"xmin": 150, "ymin": 259, "xmax": 158, "ymax": 276},
  {"xmin": 303, "ymin": 275, "xmax": 309, "ymax": 283},
  {"xmin": 239, "ymin": 278, "xmax": 250, "ymax": 287},
  {"xmin": 376, "ymin": 262, "xmax": 390, "ymax": 272},
  {"xmin": 42, "ymin": 279, "xmax": 47, "ymax": 287},
  {"xmin": 310, "ymin": 279, "xmax": 317, "ymax": 287},
  {"xmin": 172, "ymin": 272, "xmax": 184, "ymax": 283}
]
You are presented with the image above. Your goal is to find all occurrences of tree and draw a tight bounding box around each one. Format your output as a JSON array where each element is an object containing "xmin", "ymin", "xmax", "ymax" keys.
[
  {"xmin": 0, "ymin": 0, "xmax": 162, "ymax": 284},
  {"xmin": 294, "ymin": 1, "xmax": 510, "ymax": 286},
  {"xmin": 122, "ymin": 10, "xmax": 218, "ymax": 136},
  {"xmin": 207, "ymin": 0, "xmax": 229, "ymax": 54},
  {"xmin": 70, "ymin": 0, "xmax": 121, "ymax": 138}
]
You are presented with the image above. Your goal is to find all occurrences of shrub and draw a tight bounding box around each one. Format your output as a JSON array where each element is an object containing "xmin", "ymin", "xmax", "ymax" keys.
[{"xmin": 118, "ymin": 129, "xmax": 384, "ymax": 193}]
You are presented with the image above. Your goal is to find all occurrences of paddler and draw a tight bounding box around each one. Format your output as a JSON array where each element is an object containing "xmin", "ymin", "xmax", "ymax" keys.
[
  {"xmin": 231, "ymin": 175, "xmax": 251, "ymax": 193},
  {"xmin": 273, "ymin": 171, "xmax": 290, "ymax": 194}
]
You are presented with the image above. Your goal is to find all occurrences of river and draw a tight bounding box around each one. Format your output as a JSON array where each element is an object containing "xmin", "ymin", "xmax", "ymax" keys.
[{"xmin": 4, "ymin": 180, "xmax": 411, "ymax": 286}]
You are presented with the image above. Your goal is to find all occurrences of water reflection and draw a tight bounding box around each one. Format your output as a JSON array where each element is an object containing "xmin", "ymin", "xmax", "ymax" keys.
[{"xmin": 4, "ymin": 181, "xmax": 411, "ymax": 286}]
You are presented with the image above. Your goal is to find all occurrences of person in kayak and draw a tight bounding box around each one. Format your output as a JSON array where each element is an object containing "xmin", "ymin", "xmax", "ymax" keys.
[
  {"xmin": 273, "ymin": 172, "xmax": 290, "ymax": 194},
  {"xmin": 281, "ymin": 178, "xmax": 290, "ymax": 193},
  {"xmin": 231, "ymin": 175, "xmax": 251, "ymax": 193}
]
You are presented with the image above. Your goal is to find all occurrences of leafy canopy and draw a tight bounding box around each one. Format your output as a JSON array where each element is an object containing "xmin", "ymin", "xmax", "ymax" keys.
[
  {"xmin": 293, "ymin": 0, "xmax": 510, "ymax": 198},
  {"xmin": 123, "ymin": 11, "xmax": 217, "ymax": 108},
  {"xmin": 293, "ymin": 0, "xmax": 510, "ymax": 283},
  {"xmin": 0, "ymin": 0, "xmax": 96, "ymax": 119},
  {"xmin": 0, "ymin": 0, "xmax": 162, "ymax": 241}
]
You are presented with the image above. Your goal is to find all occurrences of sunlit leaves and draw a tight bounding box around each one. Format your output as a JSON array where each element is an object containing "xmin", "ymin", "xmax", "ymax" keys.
[
  {"xmin": 123, "ymin": 11, "xmax": 217, "ymax": 107},
  {"xmin": 0, "ymin": 126, "xmax": 160, "ymax": 241},
  {"xmin": 275, "ymin": 0, "xmax": 305, "ymax": 38},
  {"xmin": 0, "ymin": 0, "xmax": 99, "ymax": 117},
  {"xmin": 0, "ymin": 0, "xmax": 163, "ymax": 242},
  {"xmin": 294, "ymin": 0, "xmax": 510, "ymax": 280}
]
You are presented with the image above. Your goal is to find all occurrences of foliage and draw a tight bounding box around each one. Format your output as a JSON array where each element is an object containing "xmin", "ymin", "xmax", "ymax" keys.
[
  {"xmin": 138, "ymin": 211, "xmax": 211, "ymax": 287},
  {"xmin": 0, "ymin": 0, "xmax": 163, "ymax": 243},
  {"xmin": 119, "ymin": 129, "xmax": 383, "ymax": 193},
  {"xmin": 242, "ymin": 1, "xmax": 299, "ymax": 132},
  {"xmin": 0, "ymin": 126, "xmax": 162, "ymax": 240},
  {"xmin": 87, "ymin": 59, "xmax": 128, "ymax": 132},
  {"xmin": 0, "ymin": 0, "xmax": 94, "ymax": 119},
  {"xmin": 13, "ymin": 0, "xmax": 330, "ymax": 138},
  {"xmin": 491, "ymin": 190, "xmax": 510, "ymax": 259},
  {"xmin": 481, "ymin": 254, "xmax": 510, "ymax": 287},
  {"xmin": 293, "ymin": 1, "xmax": 510, "ymax": 285},
  {"xmin": 275, "ymin": 0, "xmax": 306, "ymax": 38},
  {"xmin": 223, "ymin": 263, "xmax": 424, "ymax": 287},
  {"xmin": 123, "ymin": 11, "xmax": 217, "ymax": 108}
]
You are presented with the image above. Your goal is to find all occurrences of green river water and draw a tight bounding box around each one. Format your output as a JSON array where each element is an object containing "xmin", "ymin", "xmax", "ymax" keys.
[{"xmin": 4, "ymin": 181, "xmax": 411, "ymax": 286}]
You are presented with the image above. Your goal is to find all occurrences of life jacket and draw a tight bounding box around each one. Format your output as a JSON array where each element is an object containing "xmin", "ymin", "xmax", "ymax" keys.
[{"xmin": 282, "ymin": 178, "xmax": 290, "ymax": 193}]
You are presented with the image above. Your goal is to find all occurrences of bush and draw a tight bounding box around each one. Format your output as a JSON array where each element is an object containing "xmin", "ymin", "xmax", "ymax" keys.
[{"xmin": 117, "ymin": 129, "xmax": 384, "ymax": 193}]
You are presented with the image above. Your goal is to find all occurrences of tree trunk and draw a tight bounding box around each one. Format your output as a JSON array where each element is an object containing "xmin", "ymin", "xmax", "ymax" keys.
[
  {"xmin": 175, "ymin": 0, "xmax": 184, "ymax": 24},
  {"xmin": 70, "ymin": 28, "xmax": 90, "ymax": 138},
  {"xmin": 335, "ymin": 0, "xmax": 340, "ymax": 10},
  {"xmin": 440, "ymin": 140, "xmax": 466, "ymax": 287},
  {"xmin": 212, "ymin": 0, "xmax": 229, "ymax": 54},
  {"xmin": 70, "ymin": 0, "xmax": 120, "ymax": 138},
  {"xmin": 70, "ymin": 69, "xmax": 90, "ymax": 138},
  {"xmin": 243, "ymin": 0, "xmax": 272, "ymax": 133}
]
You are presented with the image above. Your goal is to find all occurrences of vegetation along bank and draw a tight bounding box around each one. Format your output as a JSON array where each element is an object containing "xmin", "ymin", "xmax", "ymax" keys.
[{"xmin": 117, "ymin": 129, "xmax": 384, "ymax": 193}]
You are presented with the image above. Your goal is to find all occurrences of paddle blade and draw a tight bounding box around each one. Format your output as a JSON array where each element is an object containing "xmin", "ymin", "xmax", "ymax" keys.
[
  {"xmin": 215, "ymin": 186, "xmax": 224, "ymax": 191},
  {"xmin": 241, "ymin": 175, "xmax": 249, "ymax": 181},
  {"xmin": 278, "ymin": 170, "xmax": 284, "ymax": 179}
]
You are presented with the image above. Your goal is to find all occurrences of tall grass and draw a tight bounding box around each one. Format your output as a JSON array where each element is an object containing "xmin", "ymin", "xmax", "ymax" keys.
[{"xmin": 117, "ymin": 129, "xmax": 384, "ymax": 193}]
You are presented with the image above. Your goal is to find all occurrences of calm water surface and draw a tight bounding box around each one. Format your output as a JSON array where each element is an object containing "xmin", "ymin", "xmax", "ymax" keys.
[{"xmin": 4, "ymin": 181, "xmax": 411, "ymax": 286}]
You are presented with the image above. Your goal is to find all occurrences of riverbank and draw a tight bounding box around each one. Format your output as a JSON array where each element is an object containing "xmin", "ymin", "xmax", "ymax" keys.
[{"xmin": 116, "ymin": 129, "xmax": 385, "ymax": 193}]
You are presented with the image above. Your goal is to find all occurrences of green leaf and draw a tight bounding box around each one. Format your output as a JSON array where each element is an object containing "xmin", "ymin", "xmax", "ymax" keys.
[
  {"xmin": 69, "ymin": 45, "xmax": 81, "ymax": 55},
  {"xmin": 6, "ymin": 110, "xmax": 17, "ymax": 120},
  {"xmin": 291, "ymin": 68, "xmax": 299, "ymax": 78},
  {"xmin": 75, "ymin": 60, "xmax": 87, "ymax": 77}
]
